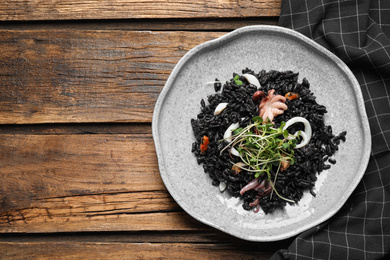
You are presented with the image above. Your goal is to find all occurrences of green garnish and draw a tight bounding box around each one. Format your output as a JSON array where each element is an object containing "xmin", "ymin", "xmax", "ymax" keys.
[
  {"xmin": 222, "ymin": 116, "xmax": 300, "ymax": 203},
  {"xmin": 233, "ymin": 75, "xmax": 243, "ymax": 86}
]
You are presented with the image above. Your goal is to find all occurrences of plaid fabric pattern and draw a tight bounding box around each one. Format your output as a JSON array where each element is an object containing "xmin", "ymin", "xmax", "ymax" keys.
[{"xmin": 272, "ymin": 1, "xmax": 390, "ymax": 259}]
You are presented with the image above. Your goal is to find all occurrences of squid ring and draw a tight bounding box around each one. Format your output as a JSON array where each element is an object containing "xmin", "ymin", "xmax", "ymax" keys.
[{"xmin": 283, "ymin": 117, "xmax": 312, "ymax": 148}]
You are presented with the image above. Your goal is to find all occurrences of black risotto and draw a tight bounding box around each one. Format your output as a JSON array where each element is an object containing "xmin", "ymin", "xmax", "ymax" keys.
[{"xmin": 191, "ymin": 68, "xmax": 347, "ymax": 214}]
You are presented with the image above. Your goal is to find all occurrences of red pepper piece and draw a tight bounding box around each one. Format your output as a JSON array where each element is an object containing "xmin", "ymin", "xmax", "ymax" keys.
[
  {"xmin": 200, "ymin": 136, "xmax": 209, "ymax": 153},
  {"xmin": 285, "ymin": 92, "xmax": 299, "ymax": 100}
]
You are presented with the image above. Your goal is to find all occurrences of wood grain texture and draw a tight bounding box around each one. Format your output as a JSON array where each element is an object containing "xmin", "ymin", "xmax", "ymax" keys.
[
  {"xmin": 0, "ymin": 131, "xmax": 210, "ymax": 232},
  {"xmin": 0, "ymin": 18, "xmax": 279, "ymax": 31},
  {"xmin": 0, "ymin": 231, "xmax": 292, "ymax": 248},
  {"xmin": 0, "ymin": 30, "xmax": 223, "ymax": 124},
  {"xmin": 0, "ymin": 1, "xmax": 287, "ymax": 258},
  {"xmin": 0, "ymin": 0, "xmax": 281, "ymax": 21},
  {"xmin": 0, "ymin": 123, "xmax": 152, "ymax": 135},
  {"xmin": 0, "ymin": 242, "xmax": 274, "ymax": 259}
]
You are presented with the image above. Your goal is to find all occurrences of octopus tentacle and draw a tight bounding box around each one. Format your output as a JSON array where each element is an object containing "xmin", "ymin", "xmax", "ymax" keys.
[{"xmin": 259, "ymin": 89, "xmax": 288, "ymax": 123}]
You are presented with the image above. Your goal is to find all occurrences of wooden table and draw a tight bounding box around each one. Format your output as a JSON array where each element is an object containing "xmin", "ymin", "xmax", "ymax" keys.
[{"xmin": 0, "ymin": 1, "xmax": 292, "ymax": 258}]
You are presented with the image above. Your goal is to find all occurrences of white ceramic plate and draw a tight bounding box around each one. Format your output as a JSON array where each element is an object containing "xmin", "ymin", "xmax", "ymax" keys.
[{"xmin": 152, "ymin": 25, "xmax": 371, "ymax": 241}]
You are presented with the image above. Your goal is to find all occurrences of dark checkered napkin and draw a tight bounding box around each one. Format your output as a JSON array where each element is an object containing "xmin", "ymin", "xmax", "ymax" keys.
[{"xmin": 272, "ymin": 1, "xmax": 390, "ymax": 259}]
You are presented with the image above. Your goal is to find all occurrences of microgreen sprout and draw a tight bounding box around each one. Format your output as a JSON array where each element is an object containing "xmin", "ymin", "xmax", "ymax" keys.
[
  {"xmin": 222, "ymin": 116, "xmax": 299, "ymax": 203},
  {"xmin": 233, "ymin": 75, "xmax": 243, "ymax": 86}
]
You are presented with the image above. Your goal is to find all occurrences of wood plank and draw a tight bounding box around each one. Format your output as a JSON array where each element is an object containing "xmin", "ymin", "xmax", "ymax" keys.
[
  {"xmin": 0, "ymin": 242, "xmax": 274, "ymax": 259},
  {"xmin": 0, "ymin": 231, "xmax": 293, "ymax": 249},
  {"xmin": 0, "ymin": 192, "xmax": 198, "ymax": 233},
  {"xmin": 0, "ymin": 30, "xmax": 224, "ymax": 124},
  {"xmin": 0, "ymin": 132, "xmax": 210, "ymax": 232},
  {"xmin": 0, "ymin": 133, "xmax": 161, "ymax": 195},
  {"xmin": 0, "ymin": 230, "xmax": 291, "ymax": 257},
  {"xmin": 0, "ymin": 0, "xmax": 281, "ymax": 21},
  {"xmin": 0, "ymin": 18, "xmax": 279, "ymax": 31},
  {"xmin": 0, "ymin": 123, "xmax": 151, "ymax": 135}
]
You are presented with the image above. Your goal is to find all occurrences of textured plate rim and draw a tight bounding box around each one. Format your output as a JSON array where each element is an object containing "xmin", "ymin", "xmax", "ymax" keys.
[{"xmin": 152, "ymin": 25, "xmax": 371, "ymax": 241}]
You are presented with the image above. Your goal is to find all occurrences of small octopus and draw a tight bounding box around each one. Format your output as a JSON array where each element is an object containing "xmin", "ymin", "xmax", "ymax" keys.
[{"xmin": 258, "ymin": 89, "xmax": 287, "ymax": 123}]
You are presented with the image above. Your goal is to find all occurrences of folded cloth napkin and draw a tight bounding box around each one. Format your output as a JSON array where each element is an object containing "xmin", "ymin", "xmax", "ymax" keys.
[{"xmin": 272, "ymin": 1, "xmax": 390, "ymax": 259}]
